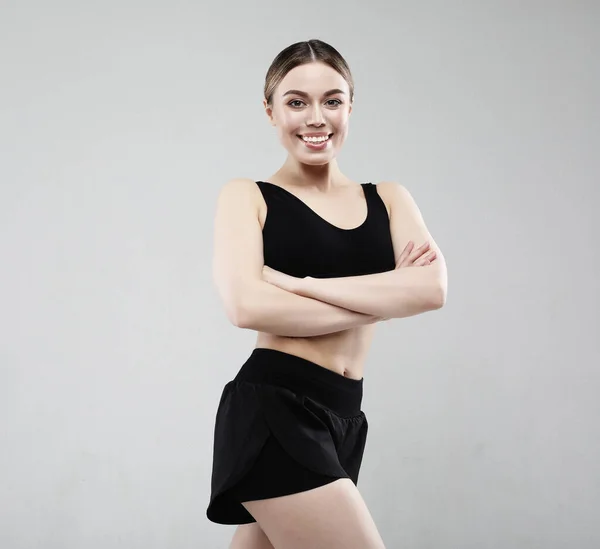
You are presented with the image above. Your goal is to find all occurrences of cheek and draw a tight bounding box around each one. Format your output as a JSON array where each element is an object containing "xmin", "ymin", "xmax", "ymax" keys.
[
  {"xmin": 335, "ymin": 110, "xmax": 350, "ymax": 127},
  {"xmin": 280, "ymin": 112, "xmax": 302, "ymax": 134},
  {"xmin": 332, "ymin": 115, "xmax": 349, "ymax": 140}
]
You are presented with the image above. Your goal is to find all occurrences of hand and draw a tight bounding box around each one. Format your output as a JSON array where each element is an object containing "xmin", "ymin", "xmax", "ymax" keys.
[
  {"xmin": 262, "ymin": 265, "xmax": 302, "ymax": 294},
  {"xmin": 395, "ymin": 240, "xmax": 436, "ymax": 269},
  {"xmin": 376, "ymin": 240, "xmax": 435, "ymax": 323}
]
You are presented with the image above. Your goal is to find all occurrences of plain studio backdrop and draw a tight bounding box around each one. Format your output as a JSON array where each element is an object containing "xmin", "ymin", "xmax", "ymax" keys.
[{"xmin": 1, "ymin": 1, "xmax": 598, "ymax": 548}]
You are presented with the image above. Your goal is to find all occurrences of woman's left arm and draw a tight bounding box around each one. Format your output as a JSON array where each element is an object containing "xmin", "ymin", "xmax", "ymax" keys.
[{"xmin": 264, "ymin": 182, "xmax": 448, "ymax": 319}]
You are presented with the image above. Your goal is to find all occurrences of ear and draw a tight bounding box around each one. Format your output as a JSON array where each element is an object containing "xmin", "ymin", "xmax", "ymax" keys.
[{"xmin": 263, "ymin": 99, "xmax": 276, "ymax": 126}]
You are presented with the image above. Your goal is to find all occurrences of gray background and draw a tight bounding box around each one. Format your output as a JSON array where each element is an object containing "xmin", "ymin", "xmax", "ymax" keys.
[{"xmin": 1, "ymin": 1, "xmax": 599, "ymax": 548}]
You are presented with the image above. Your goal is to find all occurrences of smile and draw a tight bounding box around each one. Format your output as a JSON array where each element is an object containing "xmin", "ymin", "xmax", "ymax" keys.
[{"xmin": 298, "ymin": 133, "xmax": 333, "ymax": 143}]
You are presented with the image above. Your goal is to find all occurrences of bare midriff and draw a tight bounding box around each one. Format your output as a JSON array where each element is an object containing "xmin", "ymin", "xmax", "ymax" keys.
[{"xmin": 254, "ymin": 325, "xmax": 376, "ymax": 380}]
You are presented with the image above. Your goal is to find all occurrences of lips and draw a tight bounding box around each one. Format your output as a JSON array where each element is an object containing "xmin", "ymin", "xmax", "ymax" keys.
[
  {"xmin": 298, "ymin": 133, "xmax": 333, "ymax": 138},
  {"xmin": 297, "ymin": 133, "xmax": 334, "ymax": 141}
]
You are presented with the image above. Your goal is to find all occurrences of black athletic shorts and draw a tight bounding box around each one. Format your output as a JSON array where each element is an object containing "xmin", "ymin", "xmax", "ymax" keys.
[{"xmin": 206, "ymin": 347, "xmax": 369, "ymax": 525}]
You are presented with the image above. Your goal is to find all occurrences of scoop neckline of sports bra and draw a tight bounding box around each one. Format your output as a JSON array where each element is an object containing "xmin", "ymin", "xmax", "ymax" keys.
[{"xmin": 257, "ymin": 181, "xmax": 371, "ymax": 232}]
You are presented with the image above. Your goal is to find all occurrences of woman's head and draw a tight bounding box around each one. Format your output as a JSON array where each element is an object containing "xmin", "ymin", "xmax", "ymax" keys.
[{"xmin": 263, "ymin": 40, "xmax": 354, "ymax": 166}]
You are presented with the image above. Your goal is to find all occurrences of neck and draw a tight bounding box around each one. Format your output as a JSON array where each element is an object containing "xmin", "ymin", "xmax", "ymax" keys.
[{"xmin": 274, "ymin": 156, "xmax": 347, "ymax": 191}]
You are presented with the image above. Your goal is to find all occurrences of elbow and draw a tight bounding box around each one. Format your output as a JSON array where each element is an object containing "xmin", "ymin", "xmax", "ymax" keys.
[
  {"xmin": 224, "ymin": 295, "xmax": 252, "ymax": 328},
  {"xmin": 227, "ymin": 286, "xmax": 259, "ymax": 329},
  {"xmin": 227, "ymin": 304, "xmax": 247, "ymax": 328},
  {"xmin": 215, "ymin": 276, "xmax": 260, "ymax": 329},
  {"xmin": 232, "ymin": 302, "xmax": 252, "ymax": 329},
  {"xmin": 218, "ymin": 291, "xmax": 252, "ymax": 329},
  {"xmin": 216, "ymin": 287, "xmax": 246, "ymax": 328},
  {"xmin": 429, "ymin": 264, "xmax": 447, "ymax": 310},
  {"xmin": 220, "ymin": 299, "xmax": 244, "ymax": 328},
  {"xmin": 430, "ymin": 284, "xmax": 447, "ymax": 310}
]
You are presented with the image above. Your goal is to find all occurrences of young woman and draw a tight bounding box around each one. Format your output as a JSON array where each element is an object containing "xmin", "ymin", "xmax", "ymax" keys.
[{"xmin": 206, "ymin": 39, "xmax": 448, "ymax": 549}]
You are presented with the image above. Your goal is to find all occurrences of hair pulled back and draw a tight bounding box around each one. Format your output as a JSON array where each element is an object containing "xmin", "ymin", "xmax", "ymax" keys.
[{"xmin": 264, "ymin": 39, "xmax": 354, "ymax": 107}]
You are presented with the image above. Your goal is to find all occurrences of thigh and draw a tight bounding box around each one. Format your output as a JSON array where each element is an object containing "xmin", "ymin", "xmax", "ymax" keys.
[
  {"xmin": 229, "ymin": 523, "xmax": 275, "ymax": 549},
  {"xmin": 241, "ymin": 478, "xmax": 386, "ymax": 549},
  {"xmin": 230, "ymin": 434, "xmax": 340, "ymax": 502}
]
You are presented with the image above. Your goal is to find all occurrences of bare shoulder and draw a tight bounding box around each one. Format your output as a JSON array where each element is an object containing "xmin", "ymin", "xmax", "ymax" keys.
[
  {"xmin": 372, "ymin": 181, "xmax": 406, "ymax": 218},
  {"xmin": 216, "ymin": 177, "xmax": 261, "ymax": 204},
  {"xmin": 216, "ymin": 177, "xmax": 266, "ymax": 223},
  {"xmin": 374, "ymin": 181, "xmax": 424, "ymax": 219},
  {"xmin": 374, "ymin": 180, "xmax": 408, "ymax": 202}
]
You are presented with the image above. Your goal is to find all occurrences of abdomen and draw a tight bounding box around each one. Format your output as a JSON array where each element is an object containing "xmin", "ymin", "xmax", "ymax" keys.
[{"xmin": 254, "ymin": 325, "xmax": 376, "ymax": 380}]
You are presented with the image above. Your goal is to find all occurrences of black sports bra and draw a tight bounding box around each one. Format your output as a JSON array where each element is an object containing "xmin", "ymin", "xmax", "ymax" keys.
[{"xmin": 255, "ymin": 181, "xmax": 396, "ymax": 279}]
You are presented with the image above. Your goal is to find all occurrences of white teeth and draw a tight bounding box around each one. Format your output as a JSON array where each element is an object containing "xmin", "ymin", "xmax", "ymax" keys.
[{"xmin": 302, "ymin": 135, "xmax": 330, "ymax": 143}]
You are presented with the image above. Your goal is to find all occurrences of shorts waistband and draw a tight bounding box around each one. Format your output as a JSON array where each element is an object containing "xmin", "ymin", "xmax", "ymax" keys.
[{"xmin": 233, "ymin": 348, "xmax": 363, "ymax": 417}]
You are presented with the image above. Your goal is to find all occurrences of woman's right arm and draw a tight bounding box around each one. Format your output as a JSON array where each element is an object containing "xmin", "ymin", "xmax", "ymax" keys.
[{"xmin": 212, "ymin": 178, "xmax": 381, "ymax": 337}]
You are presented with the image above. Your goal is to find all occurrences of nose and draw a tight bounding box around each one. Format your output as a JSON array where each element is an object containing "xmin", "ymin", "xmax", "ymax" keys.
[{"xmin": 306, "ymin": 104, "xmax": 326, "ymax": 127}]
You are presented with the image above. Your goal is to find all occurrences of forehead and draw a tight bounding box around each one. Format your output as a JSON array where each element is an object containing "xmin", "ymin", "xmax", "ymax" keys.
[{"xmin": 276, "ymin": 62, "xmax": 348, "ymax": 96}]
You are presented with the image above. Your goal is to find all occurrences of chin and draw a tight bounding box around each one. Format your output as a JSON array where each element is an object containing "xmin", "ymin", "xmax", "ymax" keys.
[{"xmin": 295, "ymin": 154, "xmax": 335, "ymax": 166}]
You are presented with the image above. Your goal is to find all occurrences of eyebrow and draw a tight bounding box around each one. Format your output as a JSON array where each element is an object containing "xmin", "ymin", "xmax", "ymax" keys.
[{"xmin": 282, "ymin": 88, "xmax": 346, "ymax": 98}]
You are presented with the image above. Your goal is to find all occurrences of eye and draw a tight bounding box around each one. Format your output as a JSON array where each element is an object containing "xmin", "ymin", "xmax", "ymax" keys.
[{"xmin": 287, "ymin": 98, "xmax": 343, "ymax": 109}]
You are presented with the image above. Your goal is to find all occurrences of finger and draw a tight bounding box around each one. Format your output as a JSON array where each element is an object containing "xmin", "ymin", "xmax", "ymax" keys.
[
  {"xmin": 407, "ymin": 241, "xmax": 430, "ymax": 263},
  {"xmin": 399, "ymin": 241, "xmax": 414, "ymax": 261},
  {"xmin": 414, "ymin": 251, "xmax": 434, "ymax": 265},
  {"xmin": 395, "ymin": 241, "xmax": 414, "ymax": 268},
  {"xmin": 415, "ymin": 251, "xmax": 436, "ymax": 266}
]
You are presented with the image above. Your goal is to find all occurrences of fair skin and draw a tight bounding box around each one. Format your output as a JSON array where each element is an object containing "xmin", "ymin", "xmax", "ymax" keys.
[
  {"xmin": 213, "ymin": 60, "xmax": 447, "ymax": 549},
  {"xmin": 214, "ymin": 61, "xmax": 447, "ymax": 379}
]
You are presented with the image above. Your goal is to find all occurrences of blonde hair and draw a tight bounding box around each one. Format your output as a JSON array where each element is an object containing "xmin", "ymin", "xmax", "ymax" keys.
[{"xmin": 264, "ymin": 39, "xmax": 354, "ymax": 107}]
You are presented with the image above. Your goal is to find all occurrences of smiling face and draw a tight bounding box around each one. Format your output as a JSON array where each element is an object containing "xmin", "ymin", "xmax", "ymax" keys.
[{"xmin": 264, "ymin": 62, "xmax": 353, "ymax": 166}]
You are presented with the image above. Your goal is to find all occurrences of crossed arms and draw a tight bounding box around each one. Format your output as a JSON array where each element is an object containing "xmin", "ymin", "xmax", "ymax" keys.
[{"xmin": 213, "ymin": 179, "xmax": 447, "ymax": 338}]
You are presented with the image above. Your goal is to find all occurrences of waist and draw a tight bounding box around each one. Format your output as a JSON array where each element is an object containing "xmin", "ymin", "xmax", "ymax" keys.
[
  {"xmin": 255, "ymin": 328, "xmax": 374, "ymax": 378},
  {"xmin": 233, "ymin": 348, "xmax": 363, "ymax": 417}
]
